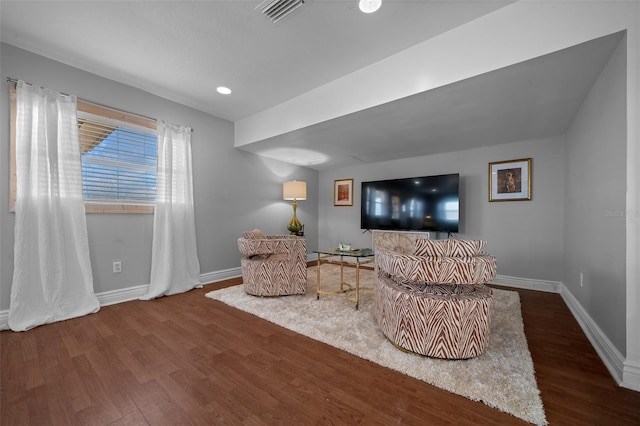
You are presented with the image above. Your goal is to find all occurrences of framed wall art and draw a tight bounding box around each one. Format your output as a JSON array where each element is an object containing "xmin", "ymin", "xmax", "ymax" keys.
[
  {"xmin": 334, "ymin": 178, "xmax": 353, "ymax": 206},
  {"xmin": 489, "ymin": 158, "xmax": 532, "ymax": 202}
]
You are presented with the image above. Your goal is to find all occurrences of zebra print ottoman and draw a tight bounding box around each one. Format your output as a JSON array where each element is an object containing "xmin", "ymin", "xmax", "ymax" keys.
[{"xmin": 375, "ymin": 271, "xmax": 493, "ymax": 359}]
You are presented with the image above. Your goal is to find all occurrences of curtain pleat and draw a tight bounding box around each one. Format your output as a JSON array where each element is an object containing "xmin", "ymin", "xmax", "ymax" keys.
[
  {"xmin": 140, "ymin": 121, "xmax": 200, "ymax": 299},
  {"xmin": 9, "ymin": 81, "xmax": 99, "ymax": 331}
]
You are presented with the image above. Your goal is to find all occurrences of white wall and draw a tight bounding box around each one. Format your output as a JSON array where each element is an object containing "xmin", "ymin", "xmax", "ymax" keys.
[
  {"xmin": 318, "ymin": 135, "xmax": 566, "ymax": 282},
  {"xmin": 0, "ymin": 43, "xmax": 319, "ymax": 310},
  {"xmin": 564, "ymin": 35, "xmax": 627, "ymax": 354},
  {"xmin": 626, "ymin": 0, "xmax": 640, "ymax": 390}
]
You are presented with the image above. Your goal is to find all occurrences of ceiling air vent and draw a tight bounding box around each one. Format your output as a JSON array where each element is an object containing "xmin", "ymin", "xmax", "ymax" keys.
[{"xmin": 257, "ymin": 0, "xmax": 305, "ymax": 23}]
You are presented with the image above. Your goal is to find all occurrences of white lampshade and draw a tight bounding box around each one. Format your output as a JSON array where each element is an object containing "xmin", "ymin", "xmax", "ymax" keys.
[
  {"xmin": 283, "ymin": 180, "xmax": 307, "ymax": 200},
  {"xmin": 359, "ymin": 0, "xmax": 381, "ymax": 14}
]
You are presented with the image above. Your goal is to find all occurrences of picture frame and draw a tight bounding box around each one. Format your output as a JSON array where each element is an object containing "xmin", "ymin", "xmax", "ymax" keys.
[
  {"xmin": 334, "ymin": 178, "xmax": 354, "ymax": 206},
  {"xmin": 489, "ymin": 158, "xmax": 532, "ymax": 202}
]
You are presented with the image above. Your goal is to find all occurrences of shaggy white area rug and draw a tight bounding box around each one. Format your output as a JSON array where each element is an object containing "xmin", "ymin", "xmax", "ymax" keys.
[{"xmin": 206, "ymin": 265, "xmax": 547, "ymax": 425}]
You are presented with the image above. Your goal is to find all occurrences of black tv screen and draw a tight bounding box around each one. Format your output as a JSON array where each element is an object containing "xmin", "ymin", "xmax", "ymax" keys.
[{"xmin": 361, "ymin": 173, "xmax": 459, "ymax": 233}]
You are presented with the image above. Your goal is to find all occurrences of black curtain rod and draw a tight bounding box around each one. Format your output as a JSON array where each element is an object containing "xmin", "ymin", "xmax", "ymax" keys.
[{"xmin": 6, "ymin": 77, "xmax": 194, "ymax": 133}]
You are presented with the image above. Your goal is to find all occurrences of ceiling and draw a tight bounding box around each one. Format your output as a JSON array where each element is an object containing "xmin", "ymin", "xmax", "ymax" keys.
[
  {"xmin": 0, "ymin": 1, "xmax": 622, "ymax": 171},
  {"xmin": 244, "ymin": 31, "xmax": 624, "ymax": 169}
]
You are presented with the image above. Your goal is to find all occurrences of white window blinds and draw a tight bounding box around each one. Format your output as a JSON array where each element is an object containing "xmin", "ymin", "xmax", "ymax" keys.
[{"xmin": 78, "ymin": 112, "xmax": 157, "ymax": 204}]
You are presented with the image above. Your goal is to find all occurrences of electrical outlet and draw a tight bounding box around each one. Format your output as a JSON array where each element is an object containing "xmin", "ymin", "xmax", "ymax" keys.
[
  {"xmin": 580, "ymin": 272, "xmax": 583, "ymax": 287},
  {"xmin": 113, "ymin": 261, "xmax": 122, "ymax": 273}
]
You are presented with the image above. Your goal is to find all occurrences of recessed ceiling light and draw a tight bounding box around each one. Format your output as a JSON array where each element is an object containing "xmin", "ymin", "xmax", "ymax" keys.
[
  {"xmin": 217, "ymin": 86, "xmax": 232, "ymax": 95},
  {"xmin": 359, "ymin": 0, "xmax": 381, "ymax": 14}
]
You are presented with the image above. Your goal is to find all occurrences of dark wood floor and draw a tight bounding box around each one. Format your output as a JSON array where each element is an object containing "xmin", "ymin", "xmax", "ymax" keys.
[{"xmin": 2, "ymin": 275, "xmax": 639, "ymax": 425}]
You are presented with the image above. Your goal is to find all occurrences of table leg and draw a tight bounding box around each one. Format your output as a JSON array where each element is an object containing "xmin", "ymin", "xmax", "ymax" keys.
[
  {"xmin": 339, "ymin": 255, "xmax": 344, "ymax": 291},
  {"xmin": 316, "ymin": 254, "xmax": 321, "ymax": 300},
  {"xmin": 355, "ymin": 260, "xmax": 360, "ymax": 310}
]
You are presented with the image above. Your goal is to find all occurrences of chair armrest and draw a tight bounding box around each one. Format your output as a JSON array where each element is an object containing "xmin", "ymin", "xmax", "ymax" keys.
[
  {"xmin": 376, "ymin": 249, "xmax": 442, "ymax": 283},
  {"xmin": 238, "ymin": 236, "xmax": 306, "ymax": 257},
  {"xmin": 265, "ymin": 235, "xmax": 298, "ymax": 240},
  {"xmin": 376, "ymin": 248, "xmax": 496, "ymax": 284}
]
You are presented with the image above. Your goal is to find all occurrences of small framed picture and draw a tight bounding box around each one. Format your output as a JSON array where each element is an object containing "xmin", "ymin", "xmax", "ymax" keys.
[
  {"xmin": 334, "ymin": 178, "xmax": 353, "ymax": 206},
  {"xmin": 489, "ymin": 158, "xmax": 532, "ymax": 202}
]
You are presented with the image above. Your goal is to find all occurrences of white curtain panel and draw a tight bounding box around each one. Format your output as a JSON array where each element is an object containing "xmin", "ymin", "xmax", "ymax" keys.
[
  {"xmin": 141, "ymin": 121, "xmax": 201, "ymax": 300},
  {"xmin": 9, "ymin": 81, "xmax": 100, "ymax": 331}
]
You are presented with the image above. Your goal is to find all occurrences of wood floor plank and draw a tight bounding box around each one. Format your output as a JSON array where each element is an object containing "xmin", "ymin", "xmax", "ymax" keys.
[{"xmin": 2, "ymin": 279, "xmax": 639, "ymax": 425}]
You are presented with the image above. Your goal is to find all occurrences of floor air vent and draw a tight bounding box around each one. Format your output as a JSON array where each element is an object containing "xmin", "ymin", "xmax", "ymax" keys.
[{"xmin": 257, "ymin": 0, "xmax": 305, "ymax": 23}]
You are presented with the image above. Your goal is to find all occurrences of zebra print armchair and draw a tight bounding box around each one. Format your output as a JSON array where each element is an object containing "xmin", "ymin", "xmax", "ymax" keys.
[
  {"xmin": 372, "ymin": 231, "xmax": 496, "ymax": 359},
  {"xmin": 238, "ymin": 230, "xmax": 307, "ymax": 296}
]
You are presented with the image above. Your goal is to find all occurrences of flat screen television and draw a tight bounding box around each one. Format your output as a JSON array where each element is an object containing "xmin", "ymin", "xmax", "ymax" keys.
[{"xmin": 361, "ymin": 173, "xmax": 459, "ymax": 233}]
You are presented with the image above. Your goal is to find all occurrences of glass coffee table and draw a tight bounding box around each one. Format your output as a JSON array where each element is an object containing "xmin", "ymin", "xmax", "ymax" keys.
[{"xmin": 313, "ymin": 247, "xmax": 375, "ymax": 310}]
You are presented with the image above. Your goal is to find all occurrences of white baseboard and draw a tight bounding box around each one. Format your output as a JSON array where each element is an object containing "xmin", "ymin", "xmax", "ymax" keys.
[
  {"xmin": 490, "ymin": 274, "xmax": 638, "ymax": 392},
  {"xmin": 490, "ymin": 274, "xmax": 562, "ymax": 293},
  {"xmin": 200, "ymin": 266, "xmax": 242, "ymax": 285},
  {"xmin": 623, "ymin": 360, "xmax": 640, "ymax": 391},
  {"xmin": 0, "ymin": 268, "xmax": 243, "ymax": 331},
  {"xmin": 97, "ymin": 284, "xmax": 149, "ymax": 306},
  {"xmin": 560, "ymin": 286, "xmax": 633, "ymax": 390},
  {"xmin": 0, "ymin": 311, "xmax": 7, "ymax": 331}
]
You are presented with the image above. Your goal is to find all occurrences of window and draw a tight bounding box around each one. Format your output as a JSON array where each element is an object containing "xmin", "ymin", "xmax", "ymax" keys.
[
  {"xmin": 9, "ymin": 85, "xmax": 157, "ymax": 213},
  {"xmin": 78, "ymin": 108, "xmax": 157, "ymax": 211}
]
